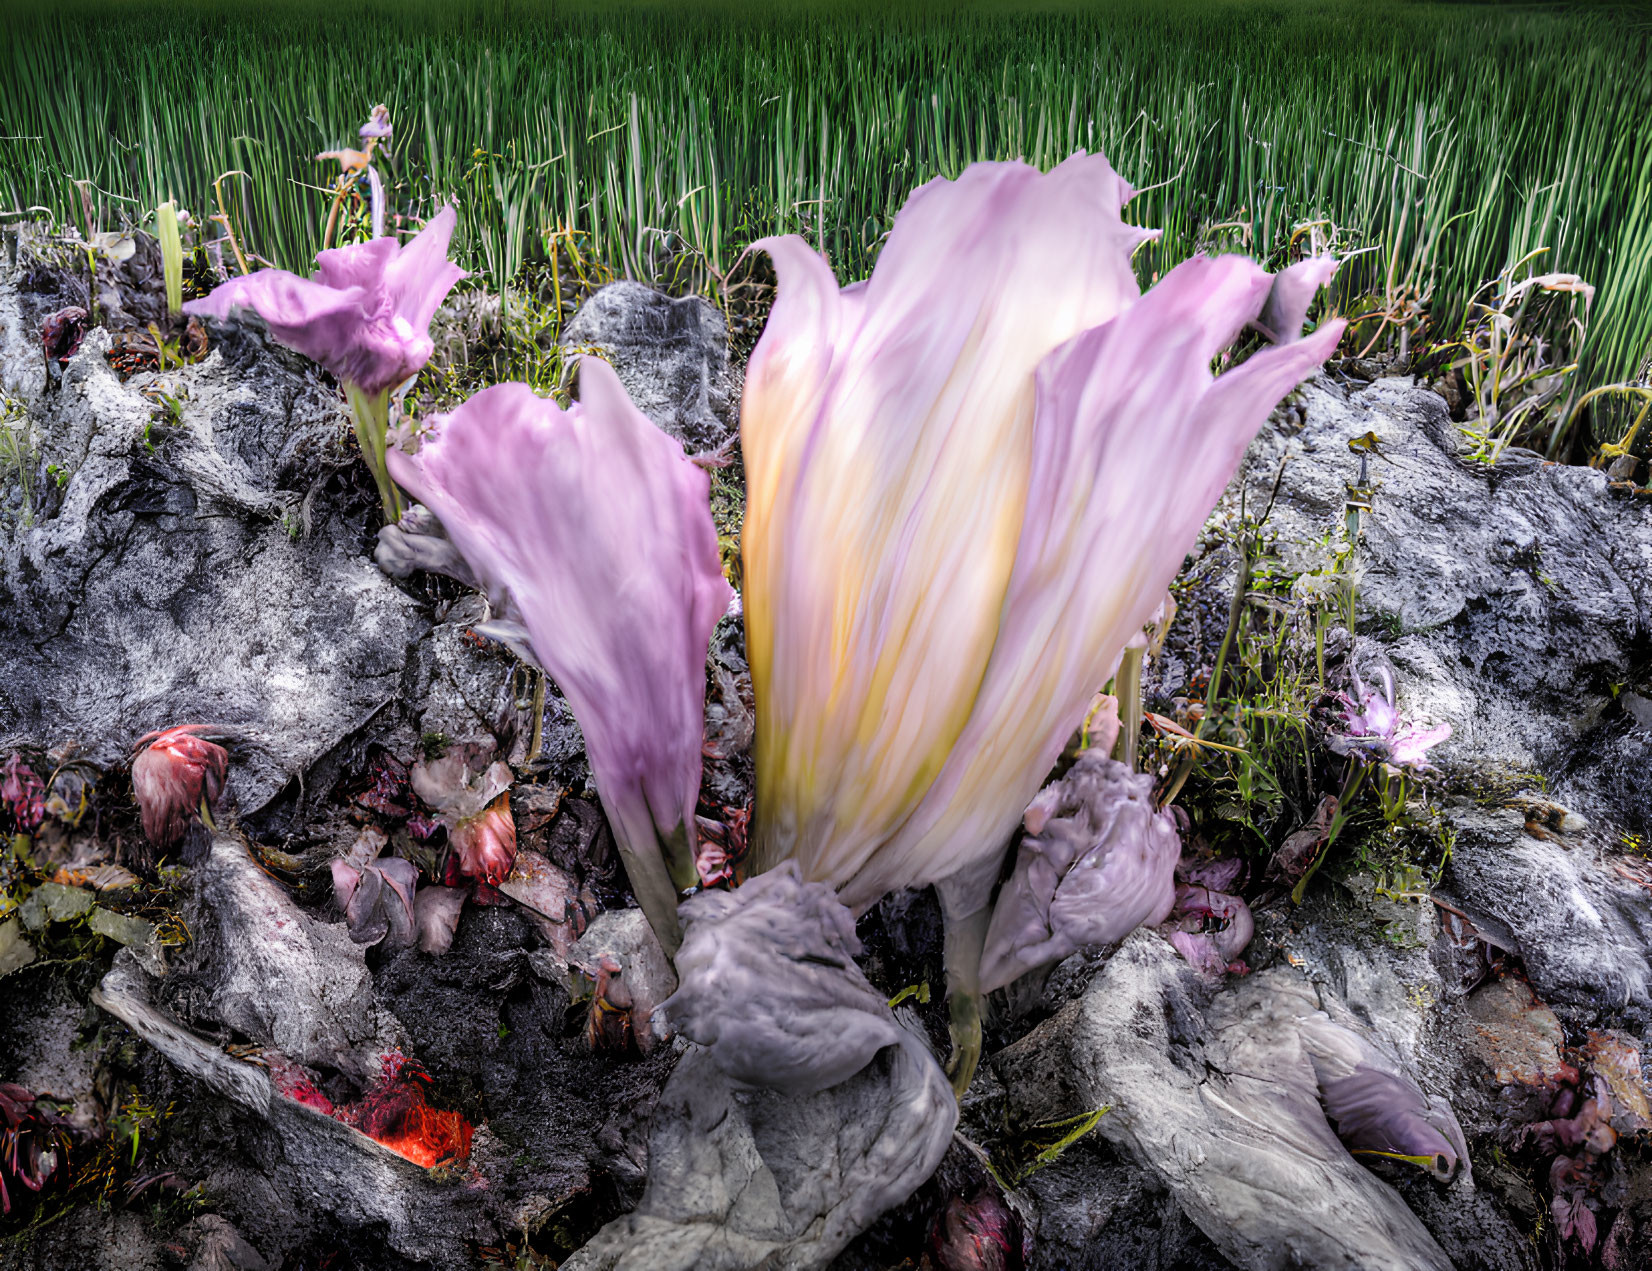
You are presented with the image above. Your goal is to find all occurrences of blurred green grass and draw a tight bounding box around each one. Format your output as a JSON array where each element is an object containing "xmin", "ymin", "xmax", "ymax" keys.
[{"xmin": 1, "ymin": 0, "xmax": 1648, "ymax": 433}]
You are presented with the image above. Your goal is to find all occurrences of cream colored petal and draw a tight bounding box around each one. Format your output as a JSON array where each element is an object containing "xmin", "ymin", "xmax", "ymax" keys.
[{"xmin": 744, "ymin": 155, "xmax": 1151, "ymax": 891}]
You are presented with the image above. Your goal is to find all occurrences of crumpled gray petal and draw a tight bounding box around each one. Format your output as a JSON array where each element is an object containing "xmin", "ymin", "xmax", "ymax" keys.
[
  {"xmin": 374, "ymin": 503, "xmax": 478, "ymax": 587},
  {"xmin": 980, "ymin": 751, "xmax": 1179, "ymax": 993},
  {"xmin": 662, "ymin": 862, "xmax": 944, "ymax": 1096}
]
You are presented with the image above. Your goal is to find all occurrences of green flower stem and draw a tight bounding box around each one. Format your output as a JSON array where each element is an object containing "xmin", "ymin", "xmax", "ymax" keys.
[
  {"xmin": 938, "ymin": 892, "xmax": 991, "ymax": 1097},
  {"xmin": 344, "ymin": 383, "xmax": 402, "ymax": 524}
]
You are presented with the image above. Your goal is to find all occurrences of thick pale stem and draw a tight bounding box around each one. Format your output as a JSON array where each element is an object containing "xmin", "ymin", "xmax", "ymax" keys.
[
  {"xmin": 344, "ymin": 383, "xmax": 402, "ymax": 524},
  {"xmin": 606, "ymin": 802, "xmax": 695, "ymax": 959},
  {"xmin": 941, "ymin": 902, "xmax": 990, "ymax": 1096},
  {"xmin": 1112, "ymin": 643, "xmax": 1145, "ymax": 770}
]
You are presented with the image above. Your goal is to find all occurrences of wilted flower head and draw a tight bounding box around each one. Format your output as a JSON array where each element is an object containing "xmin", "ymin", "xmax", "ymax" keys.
[
  {"xmin": 331, "ymin": 827, "xmax": 418, "ymax": 948},
  {"xmin": 450, "ymin": 794, "xmax": 517, "ymax": 888},
  {"xmin": 184, "ymin": 206, "xmax": 464, "ymax": 396},
  {"xmin": 1, "ymin": 1084, "xmax": 78, "ymax": 1215},
  {"xmin": 387, "ymin": 363, "xmax": 733, "ymax": 952},
  {"xmin": 131, "ymin": 725, "xmax": 229, "ymax": 850},
  {"xmin": 662, "ymin": 862, "xmax": 953, "ymax": 1097},
  {"xmin": 409, "ymin": 747, "xmax": 517, "ymax": 889},
  {"xmin": 1160, "ymin": 850, "xmax": 1253, "ymax": 975},
  {"xmin": 979, "ymin": 751, "xmax": 1180, "ymax": 993},
  {"xmin": 741, "ymin": 152, "xmax": 1344, "ymax": 920},
  {"xmin": 930, "ymin": 1188, "xmax": 1026, "ymax": 1271}
]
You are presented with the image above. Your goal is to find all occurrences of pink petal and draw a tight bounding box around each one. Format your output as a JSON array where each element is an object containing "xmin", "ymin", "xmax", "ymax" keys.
[
  {"xmin": 184, "ymin": 268, "xmax": 371, "ymax": 370},
  {"xmin": 387, "ymin": 362, "xmax": 731, "ymax": 949},
  {"xmin": 330, "ymin": 859, "xmax": 361, "ymax": 913},
  {"xmin": 1258, "ymin": 255, "xmax": 1338, "ymax": 343},
  {"xmin": 311, "ymin": 235, "xmax": 398, "ymax": 294},
  {"xmin": 385, "ymin": 207, "xmax": 467, "ymax": 334},
  {"xmin": 846, "ymin": 257, "xmax": 1344, "ymax": 909},
  {"xmin": 1388, "ymin": 722, "xmax": 1452, "ymax": 768}
]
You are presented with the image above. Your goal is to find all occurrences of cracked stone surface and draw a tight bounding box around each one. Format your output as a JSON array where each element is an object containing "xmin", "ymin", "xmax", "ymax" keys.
[
  {"xmin": 562, "ymin": 281, "xmax": 740, "ymax": 451},
  {"xmin": 0, "ymin": 319, "xmax": 427, "ymax": 817}
]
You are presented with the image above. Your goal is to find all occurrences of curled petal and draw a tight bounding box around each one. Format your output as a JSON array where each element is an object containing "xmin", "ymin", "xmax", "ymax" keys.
[
  {"xmin": 131, "ymin": 725, "xmax": 229, "ymax": 849},
  {"xmin": 662, "ymin": 862, "xmax": 943, "ymax": 1095},
  {"xmin": 413, "ymin": 885, "xmax": 468, "ymax": 955},
  {"xmin": 1258, "ymin": 255, "xmax": 1338, "ymax": 344},
  {"xmin": 385, "ymin": 206, "xmax": 466, "ymax": 337},
  {"xmin": 374, "ymin": 504, "xmax": 479, "ymax": 588},
  {"xmin": 1298, "ymin": 1012, "xmax": 1468, "ymax": 1181},
  {"xmin": 341, "ymin": 856, "xmax": 418, "ymax": 948},
  {"xmin": 388, "ymin": 363, "xmax": 732, "ymax": 952},
  {"xmin": 980, "ymin": 752, "xmax": 1179, "ymax": 993},
  {"xmin": 1318, "ymin": 1065, "xmax": 1466, "ymax": 1181},
  {"xmin": 330, "ymin": 859, "xmax": 362, "ymax": 914}
]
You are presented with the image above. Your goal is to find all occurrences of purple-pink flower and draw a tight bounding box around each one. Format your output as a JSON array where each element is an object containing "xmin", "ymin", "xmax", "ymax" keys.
[
  {"xmin": 387, "ymin": 362, "xmax": 733, "ymax": 953},
  {"xmin": 1325, "ymin": 663, "xmax": 1451, "ymax": 771},
  {"xmin": 185, "ymin": 207, "xmax": 462, "ymax": 396},
  {"xmin": 186, "ymin": 207, "xmax": 465, "ymax": 521},
  {"xmin": 738, "ymin": 152, "xmax": 1344, "ymax": 1030}
]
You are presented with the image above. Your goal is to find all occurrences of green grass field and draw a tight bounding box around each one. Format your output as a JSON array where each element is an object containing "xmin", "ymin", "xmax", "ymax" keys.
[{"xmin": 2, "ymin": 0, "xmax": 1649, "ymax": 446}]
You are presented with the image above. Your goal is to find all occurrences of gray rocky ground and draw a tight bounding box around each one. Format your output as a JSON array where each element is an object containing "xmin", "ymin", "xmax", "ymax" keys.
[{"xmin": 1, "ymin": 251, "xmax": 1648, "ymax": 1270}]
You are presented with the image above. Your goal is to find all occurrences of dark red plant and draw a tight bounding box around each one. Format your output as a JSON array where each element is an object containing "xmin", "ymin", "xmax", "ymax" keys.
[
  {"xmin": 1, "ymin": 1084, "xmax": 78, "ymax": 1215},
  {"xmin": 1, "ymin": 753, "xmax": 46, "ymax": 833}
]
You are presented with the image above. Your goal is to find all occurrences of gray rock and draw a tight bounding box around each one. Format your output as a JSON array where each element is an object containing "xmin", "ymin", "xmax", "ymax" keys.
[
  {"xmin": 161, "ymin": 832, "xmax": 407, "ymax": 1081},
  {"xmin": 1230, "ymin": 374, "xmax": 1652, "ymax": 1026},
  {"xmin": 566, "ymin": 1037, "xmax": 955, "ymax": 1271},
  {"xmin": 1236, "ymin": 373, "xmax": 1652, "ymax": 823},
  {"xmin": 994, "ymin": 933, "xmax": 1469, "ymax": 1271},
  {"xmin": 1445, "ymin": 803, "xmax": 1652, "ymax": 1022},
  {"xmin": 562, "ymin": 281, "xmax": 739, "ymax": 450},
  {"xmin": 0, "ymin": 320, "xmax": 428, "ymax": 817}
]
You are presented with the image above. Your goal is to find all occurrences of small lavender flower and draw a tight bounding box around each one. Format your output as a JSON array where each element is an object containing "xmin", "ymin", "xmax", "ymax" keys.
[
  {"xmin": 184, "ymin": 207, "xmax": 465, "ymax": 522},
  {"xmin": 1325, "ymin": 662, "xmax": 1451, "ymax": 771}
]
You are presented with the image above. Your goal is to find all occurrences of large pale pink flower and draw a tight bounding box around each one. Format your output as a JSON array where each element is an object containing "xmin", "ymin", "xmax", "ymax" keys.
[
  {"xmin": 184, "ymin": 207, "xmax": 464, "ymax": 396},
  {"xmin": 387, "ymin": 361, "xmax": 733, "ymax": 952},
  {"xmin": 742, "ymin": 153, "xmax": 1344, "ymax": 932}
]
